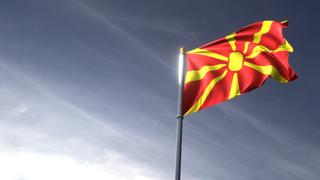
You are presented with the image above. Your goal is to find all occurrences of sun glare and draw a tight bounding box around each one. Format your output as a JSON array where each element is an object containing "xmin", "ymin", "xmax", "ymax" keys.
[
  {"xmin": 178, "ymin": 48, "xmax": 185, "ymax": 85},
  {"xmin": 0, "ymin": 151, "xmax": 155, "ymax": 180}
]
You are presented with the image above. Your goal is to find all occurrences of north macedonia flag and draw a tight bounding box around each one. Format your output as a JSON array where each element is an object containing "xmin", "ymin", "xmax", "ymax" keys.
[{"xmin": 183, "ymin": 20, "xmax": 297, "ymax": 116}]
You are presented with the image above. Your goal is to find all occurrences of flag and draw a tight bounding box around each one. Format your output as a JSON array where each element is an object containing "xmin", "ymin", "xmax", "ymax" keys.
[{"xmin": 183, "ymin": 20, "xmax": 297, "ymax": 116}]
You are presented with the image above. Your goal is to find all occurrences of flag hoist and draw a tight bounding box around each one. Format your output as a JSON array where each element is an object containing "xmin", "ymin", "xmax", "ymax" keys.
[{"xmin": 174, "ymin": 20, "xmax": 297, "ymax": 180}]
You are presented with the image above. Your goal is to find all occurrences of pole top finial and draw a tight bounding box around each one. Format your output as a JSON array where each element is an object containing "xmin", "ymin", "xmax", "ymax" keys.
[{"xmin": 180, "ymin": 47, "xmax": 185, "ymax": 53}]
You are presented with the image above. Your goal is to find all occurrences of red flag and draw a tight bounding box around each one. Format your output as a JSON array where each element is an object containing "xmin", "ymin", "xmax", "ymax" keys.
[{"xmin": 183, "ymin": 20, "xmax": 297, "ymax": 116}]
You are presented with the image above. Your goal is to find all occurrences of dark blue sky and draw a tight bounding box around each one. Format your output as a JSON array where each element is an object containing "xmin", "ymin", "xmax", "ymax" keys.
[{"xmin": 0, "ymin": 0, "xmax": 319, "ymax": 179}]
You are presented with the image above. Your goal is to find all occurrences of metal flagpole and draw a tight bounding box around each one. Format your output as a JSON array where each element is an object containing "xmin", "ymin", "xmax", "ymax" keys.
[{"xmin": 175, "ymin": 47, "xmax": 186, "ymax": 180}]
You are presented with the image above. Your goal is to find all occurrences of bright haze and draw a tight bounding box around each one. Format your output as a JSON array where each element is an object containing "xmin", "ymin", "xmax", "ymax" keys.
[{"xmin": 0, "ymin": 0, "xmax": 319, "ymax": 180}]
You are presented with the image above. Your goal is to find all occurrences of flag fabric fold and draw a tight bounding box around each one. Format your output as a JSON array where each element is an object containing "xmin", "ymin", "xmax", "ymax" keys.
[{"xmin": 183, "ymin": 20, "xmax": 297, "ymax": 116}]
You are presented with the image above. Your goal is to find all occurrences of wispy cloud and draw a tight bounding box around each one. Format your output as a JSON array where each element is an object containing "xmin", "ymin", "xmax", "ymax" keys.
[
  {"xmin": 108, "ymin": 14, "xmax": 198, "ymax": 39},
  {"xmin": 71, "ymin": 0, "xmax": 174, "ymax": 70},
  {"xmin": 0, "ymin": 60, "xmax": 170, "ymax": 179}
]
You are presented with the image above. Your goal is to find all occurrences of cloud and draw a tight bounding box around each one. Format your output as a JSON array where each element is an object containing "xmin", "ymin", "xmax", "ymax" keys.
[
  {"xmin": 0, "ymin": 149, "xmax": 157, "ymax": 180},
  {"xmin": 70, "ymin": 0, "xmax": 173, "ymax": 70},
  {"xmin": 0, "ymin": 60, "xmax": 170, "ymax": 179},
  {"xmin": 108, "ymin": 14, "xmax": 198, "ymax": 39}
]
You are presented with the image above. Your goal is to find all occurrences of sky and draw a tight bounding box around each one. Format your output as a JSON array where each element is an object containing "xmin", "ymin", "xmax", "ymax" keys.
[{"xmin": 0, "ymin": 0, "xmax": 319, "ymax": 179}]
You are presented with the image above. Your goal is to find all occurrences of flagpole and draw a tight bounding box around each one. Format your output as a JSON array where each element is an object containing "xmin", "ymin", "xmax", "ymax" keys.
[{"xmin": 175, "ymin": 47, "xmax": 186, "ymax": 180}]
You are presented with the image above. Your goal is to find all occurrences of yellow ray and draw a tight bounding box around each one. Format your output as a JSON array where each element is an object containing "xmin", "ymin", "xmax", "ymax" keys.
[
  {"xmin": 188, "ymin": 48, "xmax": 228, "ymax": 61},
  {"xmin": 228, "ymin": 73, "xmax": 241, "ymax": 99},
  {"xmin": 185, "ymin": 70, "xmax": 228, "ymax": 116},
  {"xmin": 243, "ymin": 42, "xmax": 250, "ymax": 54},
  {"xmin": 253, "ymin": 21, "xmax": 273, "ymax": 44},
  {"xmin": 244, "ymin": 62, "xmax": 288, "ymax": 83},
  {"xmin": 245, "ymin": 40, "xmax": 293, "ymax": 59},
  {"xmin": 225, "ymin": 32, "xmax": 236, "ymax": 51},
  {"xmin": 185, "ymin": 64, "xmax": 227, "ymax": 84}
]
